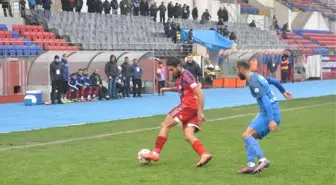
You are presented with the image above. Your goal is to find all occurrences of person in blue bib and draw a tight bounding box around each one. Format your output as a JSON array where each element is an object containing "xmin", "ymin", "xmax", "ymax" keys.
[{"xmin": 234, "ymin": 59, "xmax": 293, "ymax": 174}]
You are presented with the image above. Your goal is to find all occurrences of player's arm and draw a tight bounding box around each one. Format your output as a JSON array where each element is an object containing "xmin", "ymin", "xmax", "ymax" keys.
[
  {"xmin": 265, "ymin": 77, "xmax": 293, "ymax": 100},
  {"xmin": 193, "ymin": 85, "xmax": 204, "ymax": 112},
  {"xmin": 161, "ymin": 86, "xmax": 178, "ymax": 92}
]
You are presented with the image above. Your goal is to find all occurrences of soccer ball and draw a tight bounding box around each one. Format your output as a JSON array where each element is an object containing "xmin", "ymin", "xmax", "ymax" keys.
[{"xmin": 137, "ymin": 149, "xmax": 151, "ymax": 165}]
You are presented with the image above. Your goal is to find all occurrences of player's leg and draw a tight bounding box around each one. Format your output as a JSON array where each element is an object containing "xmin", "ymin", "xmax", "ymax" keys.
[
  {"xmin": 140, "ymin": 108, "xmax": 181, "ymax": 161},
  {"xmin": 183, "ymin": 121, "xmax": 212, "ymax": 167},
  {"xmin": 87, "ymin": 86, "xmax": 93, "ymax": 100},
  {"xmin": 79, "ymin": 86, "xmax": 86, "ymax": 101},
  {"xmin": 238, "ymin": 114, "xmax": 268, "ymax": 174}
]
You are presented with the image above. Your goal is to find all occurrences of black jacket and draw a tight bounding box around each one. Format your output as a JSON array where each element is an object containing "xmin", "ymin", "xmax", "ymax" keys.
[
  {"xmin": 121, "ymin": 62, "xmax": 133, "ymax": 78},
  {"xmin": 183, "ymin": 61, "xmax": 202, "ymax": 82},
  {"xmin": 90, "ymin": 73, "xmax": 103, "ymax": 86},
  {"xmin": 50, "ymin": 61, "xmax": 64, "ymax": 82},
  {"xmin": 105, "ymin": 61, "xmax": 118, "ymax": 78}
]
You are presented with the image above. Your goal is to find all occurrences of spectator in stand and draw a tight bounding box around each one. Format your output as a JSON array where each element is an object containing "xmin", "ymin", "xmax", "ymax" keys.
[
  {"xmin": 280, "ymin": 55, "xmax": 289, "ymax": 83},
  {"xmin": 105, "ymin": 54, "xmax": 118, "ymax": 99},
  {"xmin": 132, "ymin": 58, "xmax": 143, "ymax": 97},
  {"xmin": 182, "ymin": 5, "xmax": 190, "ymax": 19},
  {"xmin": 140, "ymin": 0, "xmax": 146, "ymax": 16},
  {"xmin": 173, "ymin": 3, "xmax": 179, "ymax": 18},
  {"xmin": 103, "ymin": 0, "xmax": 111, "ymax": 14},
  {"xmin": 87, "ymin": 0, "xmax": 95, "ymax": 13},
  {"xmin": 75, "ymin": 0, "xmax": 83, "ymax": 12},
  {"xmin": 159, "ymin": 2, "xmax": 166, "ymax": 23},
  {"xmin": 156, "ymin": 60, "xmax": 166, "ymax": 96},
  {"xmin": 19, "ymin": 0, "xmax": 26, "ymax": 17},
  {"xmin": 178, "ymin": 4, "xmax": 183, "ymax": 17},
  {"xmin": 61, "ymin": 0, "xmax": 70, "ymax": 11},
  {"xmin": 249, "ymin": 20, "xmax": 256, "ymax": 28},
  {"xmin": 217, "ymin": 18, "xmax": 224, "ymax": 26},
  {"xmin": 96, "ymin": 0, "xmax": 103, "ymax": 14},
  {"xmin": 2, "ymin": 1, "xmax": 13, "ymax": 17},
  {"xmin": 116, "ymin": 66, "xmax": 125, "ymax": 98},
  {"xmin": 150, "ymin": 2, "xmax": 158, "ymax": 22},
  {"xmin": 90, "ymin": 69, "xmax": 106, "ymax": 100},
  {"xmin": 67, "ymin": 73, "xmax": 80, "ymax": 102},
  {"xmin": 217, "ymin": 7, "xmax": 224, "ymax": 21},
  {"xmin": 282, "ymin": 30, "xmax": 290, "ymax": 39},
  {"xmin": 145, "ymin": 0, "xmax": 150, "ymax": 16},
  {"xmin": 111, "ymin": 0, "xmax": 118, "ymax": 14},
  {"xmin": 223, "ymin": 7, "xmax": 228, "ymax": 22},
  {"xmin": 77, "ymin": 69, "xmax": 93, "ymax": 101},
  {"xmin": 28, "ymin": 0, "xmax": 36, "ymax": 10},
  {"xmin": 229, "ymin": 32, "xmax": 237, "ymax": 42},
  {"xmin": 271, "ymin": 15, "xmax": 279, "ymax": 30},
  {"xmin": 187, "ymin": 29, "xmax": 193, "ymax": 43},
  {"xmin": 192, "ymin": 6, "xmax": 198, "ymax": 20},
  {"xmin": 202, "ymin": 9, "xmax": 211, "ymax": 21},
  {"xmin": 42, "ymin": 0, "xmax": 52, "ymax": 18},
  {"xmin": 49, "ymin": 55, "xmax": 64, "ymax": 104},
  {"xmin": 172, "ymin": 25, "xmax": 181, "ymax": 43},
  {"xmin": 133, "ymin": 0, "xmax": 140, "ymax": 16},
  {"xmin": 282, "ymin": 22, "xmax": 289, "ymax": 32},
  {"xmin": 167, "ymin": 1, "xmax": 173, "ymax": 19},
  {"xmin": 119, "ymin": 0, "xmax": 126, "ymax": 15},
  {"xmin": 121, "ymin": 56, "xmax": 132, "ymax": 97},
  {"xmin": 267, "ymin": 55, "xmax": 278, "ymax": 78},
  {"xmin": 164, "ymin": 21, "xmax": 171, "ymax": 37},
  {"xmin": 183, "ymin": 55, "xmax": 202, "ymax": 83},
  {"xmin": 61, "ymin": 54, "xmax": 72, "ymax": 103}
]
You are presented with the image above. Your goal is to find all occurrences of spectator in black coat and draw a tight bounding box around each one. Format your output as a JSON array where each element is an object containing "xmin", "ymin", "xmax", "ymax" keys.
[
  {"xmin": 192, "ymin": 7, "xmax": 198, "ymax": 20},
  {"xmin": 2, "ymin": 1, "xmax": 13, "ymax": 17},
  {"xmin": 267, "ymin": 55, "xmax": 278, "ymax": 78},
  {"xmin": 75, "ymin": 0, "xmax": 83, "ymax": 12},
  {"xmin": 173, "ymin": 3, "xmax": 179, "ymax": 18},
  {"xmin": 111, "ymin": 0, "xmax": 118, "ymax": 14},
  {"xmin": 202, "ymin": 9, "xmax": 211, "ymax": 21},
  {"xmin": 133, "ymin": 0, "xmax": 140, "ymax": 16},
  {"xmin": 217, "ymin": 7, "xmax": 224, "ymax": 20},
  {"xmin": 140, "ymin": 0, "xmax": 146, "ymax": 16},
  {"xmin": 87, "ymin": 0, "xmax": 95, "ymax": 13},
  {"xmin": 121, "ymin": 57, "xmax": 132, "ymax": 97},
  {"xmin": 183, "ymin": 55, "xmax": 202, "ymax": 83},
  {"xmin": 105, "ymin": 55, "xmax": 119, "ymax": 98},
  {"xmin": 249, "ymin": 20, "xmax": 256, "ymax": 27},
  {"xmin": 103, "ymin": 0, "xmax": 111, "ymax": 14},
  {"xmin": 90, "ymin": 69, "xmax": 107, "ymax": 100},
  {"xmin": 167, "ymin": 1, "xmax": 173, "ymax": 19},
  {"xmin": 150, "ymin": 2, "xmax": 158, "ymax": 22},
  {"xmin": 229, "ymin": 32, "xmax": 237, "ymax": 42},
  {"xmin": 19, "ymin": 0, "xmax": 26, "ymax": 17},
  {"xmin": 223, "ymin": 7, "xmax": 229, "ymax": 22},
  {"xmin": 119, "ymin": 0, "xmax": 126, "ymax": 15},
  {"xmin": 159, "ymin": 2, "xmax": 166, "ymax": 23},
  {"xmin": 96, "ymin": 0, "xmax": 103, "ymax": 13},
  {"xmin": 49, "ymin": 55, "xmax": 64, "ymax": 104}
]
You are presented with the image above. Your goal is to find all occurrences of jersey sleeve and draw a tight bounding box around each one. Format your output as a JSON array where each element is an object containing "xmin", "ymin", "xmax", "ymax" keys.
[
  {"xmin": 250, "ymin": 81, "xmax": 266, "ymax": 99},
  {"xmin": 184, "ymin": 72, "xmax": 198, "ymax": 89},
  {"xmin": 265, "ymin": 77, "xmax": 286, "ymax": 94}
]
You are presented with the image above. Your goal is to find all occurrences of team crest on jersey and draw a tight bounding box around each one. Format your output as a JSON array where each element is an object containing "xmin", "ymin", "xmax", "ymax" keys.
[{"xmin": 254, "ymin": 88, "xmax": 259, "ymax": 93}]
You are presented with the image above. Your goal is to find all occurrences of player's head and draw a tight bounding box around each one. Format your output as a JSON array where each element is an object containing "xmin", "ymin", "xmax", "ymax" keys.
[
  {"xmin": 78, "ymin": 68, "xmax": 83, "ymax": 75},
  {"xmin": 83, "ymin": 68, "xmax": 88, "ymax": 75},
  {"xmin": 62, "ymin": 54, "xmax": 67, "ymax": 60},
  {"xmin": 234, "ymin": 59, "xmax": 250, "ymax": 80},
  {"xmin": 158, "ymin": 60, "xmax": 163, "ymax": 67},
  {"xmin": 167, "ymin": 57, "xmax": 183, "ymax": 78},
  {"xmin": 71, "ymin": 73, "xmax": 77, "ymax": 79}
]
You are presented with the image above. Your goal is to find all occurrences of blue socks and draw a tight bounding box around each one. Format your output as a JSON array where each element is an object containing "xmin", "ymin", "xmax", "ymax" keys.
[{"xmin": 244, "ymin": 136, "xmax": 265, "ymax": 161}]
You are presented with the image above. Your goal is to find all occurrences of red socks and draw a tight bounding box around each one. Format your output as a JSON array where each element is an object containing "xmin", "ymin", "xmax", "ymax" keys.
[
  {"xmin": 153, "ymin": 136, "xmax": 167, "ymax": 154},
  {"xmin": 192, "ymin": 140, "xmax": 207, "ymax": 156}
]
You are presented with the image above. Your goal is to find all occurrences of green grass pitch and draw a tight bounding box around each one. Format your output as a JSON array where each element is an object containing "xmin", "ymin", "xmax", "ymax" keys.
[{"xmin": 0, "ymin": 95, "xmax": 335, "ymax": 185}]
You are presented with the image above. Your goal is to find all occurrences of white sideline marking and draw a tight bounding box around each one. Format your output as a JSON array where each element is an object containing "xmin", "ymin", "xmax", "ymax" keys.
[{"xmin": 0, "ymin": 102, "xmax": 334, "ymax": 151}]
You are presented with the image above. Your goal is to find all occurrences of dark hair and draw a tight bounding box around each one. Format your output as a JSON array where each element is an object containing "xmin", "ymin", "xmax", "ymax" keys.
[
  {"xmin": 62, "ymin": 54, "xmax": 67, "ymax": 57},
  {"xmin": 158, "ymin": 61, "xmax": 163, "ymax": 65},
  {"xmin": 71, "ymin": 73, "xmax": 76, "ymax": 76},
  {"xmin": 54, "ymin": 55, "xmax": 59, "ymax": 60},
  {"xmin": 110, "ymin": 54, "xmax": 116, "ymax": 61},
  {"xmin": 167, "ymin": 57, "xmax": 182, "ymax": 67},
  {"xmin": 236, "ymin": 59, "xmax": 250, "ymax": 70}
]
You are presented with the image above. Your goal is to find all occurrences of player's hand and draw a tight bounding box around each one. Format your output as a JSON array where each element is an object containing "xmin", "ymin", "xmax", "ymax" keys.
[
  {"xmin": 197, "ymin": 111, "xmax": 205, "ymax": 124},
  {"xmin": 283, "ymin": 91, "xmax": 293, "ymax": 100},
  {"xmin": 269, "ymin": 121, "xmax": 279, "ymax": 133}
]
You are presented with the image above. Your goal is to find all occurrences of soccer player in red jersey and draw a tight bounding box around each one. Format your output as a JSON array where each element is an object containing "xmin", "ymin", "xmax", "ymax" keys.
[{"xmin": 140, "ymin": 57, "xmax": 212, "ymax": 167}]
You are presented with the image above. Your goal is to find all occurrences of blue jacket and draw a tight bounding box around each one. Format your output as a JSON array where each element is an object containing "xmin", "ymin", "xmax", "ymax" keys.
[
  {"xmin": 83, "ymin": 74, "xmax": 92, "ymax": 86},
  {"xmin": 61, "ymin": 59, "xmax": 69, "ymax": 80},
  {"xmin": 68, "ymin": 76, "xmax": 78, "ymax": 90},
  {"xmin": 132, "ymin": 64, "xmax": 142, "ymax": 79},
  {"xmin": 76, "ymin": 73, "xmax": 85, "ymax": 86}
]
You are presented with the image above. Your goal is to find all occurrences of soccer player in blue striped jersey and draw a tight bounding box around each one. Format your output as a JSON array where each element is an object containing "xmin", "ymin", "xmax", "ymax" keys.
[{"xmin": 234, "ymin": 60, "xmax": 293, "ymax": 174}]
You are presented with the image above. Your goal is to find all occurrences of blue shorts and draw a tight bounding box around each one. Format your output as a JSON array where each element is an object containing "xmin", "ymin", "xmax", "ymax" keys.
[{"xmin": 249, "ymin": 113, "xmax": 281, "ymax": 139}]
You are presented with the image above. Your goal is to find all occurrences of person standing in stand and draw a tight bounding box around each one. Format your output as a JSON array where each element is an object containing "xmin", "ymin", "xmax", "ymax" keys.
[
  {"xmin": 280, "ymin": 55, "xmax": 289, "ymax": 83},
  {"xmin": 121, "ymin": 56, "xmax": 133, "ymax": 98},
  {"xmin": 156, "ymin": 60, "xmax": 166, "ymax": 96},
  {"xmin": 132, "ymin": 58, "xmax": 143, "ymax": 97},
  {"xmin": 48, "ymin": 55, "xmax": 64, "ymax": 104}
]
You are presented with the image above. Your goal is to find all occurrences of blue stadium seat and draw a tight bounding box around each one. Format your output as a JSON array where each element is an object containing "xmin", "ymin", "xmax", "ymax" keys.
[
  {"xmin": 11, "ymin": 31, "xmax": 20, "ymax": 38},
  {"xmin": 29, "ymin": 45, "xmax": 37, "ymax": 55},
  {"xmin": 0, "ymin": 24, "xmax": 8, "ymax": 31},
  {"xmin": 294, "ymin": 29, "xmax": 333, "ymax": 34},
  {"xmin": 0, "ymin": 45, "xmax": 5, "ymax": 56},
  {"xmin": 15, "ymin": 46, "xmax": 23, "ymax": 56},
  {"xmin": 23, "ymin": 46, "xmax": 29, "ymax": 56}
]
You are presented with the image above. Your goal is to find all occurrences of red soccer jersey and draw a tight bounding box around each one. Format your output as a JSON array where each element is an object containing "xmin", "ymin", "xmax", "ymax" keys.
[{"xmin": 175, "ymin": 70, "xmax": 199, "ymax": 109}]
